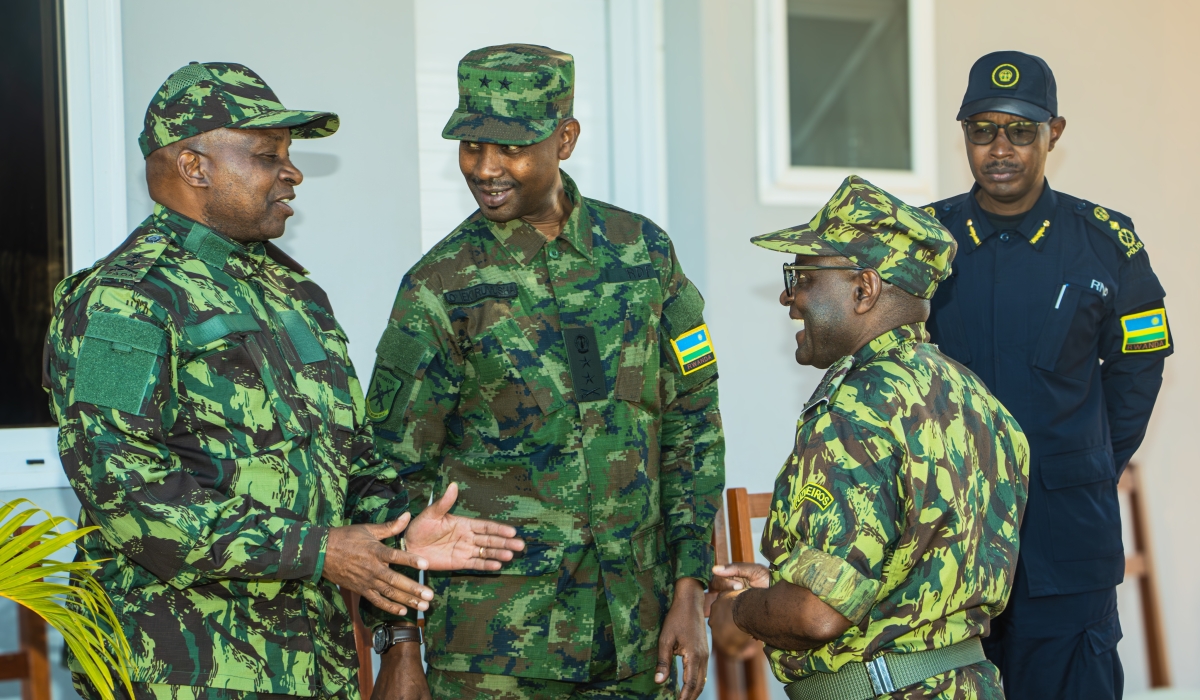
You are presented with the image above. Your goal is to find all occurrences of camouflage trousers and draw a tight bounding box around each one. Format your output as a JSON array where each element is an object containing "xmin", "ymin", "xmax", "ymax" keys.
[
  {"xmin": 72, "ymin": 674, "xmax": 358, "ymax": 700},
  {"xmin": 881, "ymin": 661, "xmax": 1004, "ymax": 700},
  {"xmin": 427, "ymin": 666, "xmax": 675, "ymax": 700}
]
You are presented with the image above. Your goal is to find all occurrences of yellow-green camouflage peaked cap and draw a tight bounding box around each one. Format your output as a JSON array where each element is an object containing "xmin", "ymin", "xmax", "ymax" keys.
[
  {"xmin": 750, "ymin": 175, "xmax": 957, "ymax": 299},
  {"xmin": 442, "ymin": 44, "xmax": 574, "ymax": 146},
  {"xmin": 139, "ymin": 62, "xmax": 339, "ymax": 157}
]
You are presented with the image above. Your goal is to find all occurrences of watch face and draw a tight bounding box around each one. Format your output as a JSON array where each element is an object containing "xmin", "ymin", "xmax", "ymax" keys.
[{"xmin": 372, "ymin": 626, "xmax": 389, "ymax": 654}]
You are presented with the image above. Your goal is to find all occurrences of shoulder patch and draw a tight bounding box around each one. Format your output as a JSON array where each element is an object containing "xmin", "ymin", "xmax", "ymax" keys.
[
  {"xmin": 663, "ymin": 281, "xmax": 704, "ymax": 337},
  {"xmin": 670, "ymin": 323, "xmax": 716, "ymax": 375},
  {"xmin": 802, "ymin": 354, "xmax": 855, "ymax": 416},
  {"xmin": 796, "ymin": 481, "xmax": 834, "ymax": 511},
  {"xmin": 1079, "ymin": 204, "xmax": 1144, "ymax": 259},
  {"xmin": 97, "ymin": 235, "xmax": 170, "ymax": 286},
  {"xmin": 369, "ymin": 324, "xmax": 434, "ymax": 423},
  {"xmin": 73, "ymin": 312, "xmax": 167, "ymax": 415},
  {"xmin": 1121, "ymin": 308, "xmax": 1169, "ymax": 353}
]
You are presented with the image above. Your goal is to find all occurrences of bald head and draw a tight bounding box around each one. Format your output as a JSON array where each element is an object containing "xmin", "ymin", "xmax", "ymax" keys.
[{"xmin": 144, "ymin": 127, "xmax": 303, "ymax": 243}]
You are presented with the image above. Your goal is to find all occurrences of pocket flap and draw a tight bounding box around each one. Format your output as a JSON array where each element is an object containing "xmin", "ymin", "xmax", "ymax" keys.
[
  {"xmin": 489, "ymin": 317, "xmax": 565, "ymax": 414},
  {"xmin": 491, "ymin": 541, "xmax": 564, "ymax": 576},
  {"xmin": 1040, "ymin": 447, "xmax": 1114, "ymax": 490},
  {"xmin": 1086, "ymin": 611, "xmax": 1122, "ymax": 655},
  {"xmin": 631, "ymin": 525, "xmax": 670, "ymax": 572},
  {"xmin": 185, "ymin": 313, "xmax": 260, "ymax": 347}
]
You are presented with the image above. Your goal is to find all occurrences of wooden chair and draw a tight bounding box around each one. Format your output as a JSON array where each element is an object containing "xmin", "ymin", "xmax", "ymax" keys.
[
  {"xmin": 0, "ymin": 527, "xmax": 52, "ymax": 700},
  {"xmin": 714, "ymin": 487, "xmax": 773, "ymax": 700},
  {"xmin": 1120, "ymin": 462, "xmax": 1170, "ymax": 688}
]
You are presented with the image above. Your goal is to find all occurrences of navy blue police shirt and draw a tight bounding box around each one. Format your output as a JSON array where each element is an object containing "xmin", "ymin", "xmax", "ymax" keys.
[{"xmin": 924, "ymin": 180, "xmax": 1170, "ymax": 598}]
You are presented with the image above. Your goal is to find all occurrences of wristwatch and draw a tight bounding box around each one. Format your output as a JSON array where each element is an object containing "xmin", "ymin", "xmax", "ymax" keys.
[{"xmin": 372, "ymin": 623, "xmax": 421, "ymax": 654}]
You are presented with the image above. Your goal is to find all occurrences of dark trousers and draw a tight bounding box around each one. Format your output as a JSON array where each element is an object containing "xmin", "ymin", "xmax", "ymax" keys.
[{"xmin": 983, "ymin": 568, "xmax": 1124, "ymax": 700}]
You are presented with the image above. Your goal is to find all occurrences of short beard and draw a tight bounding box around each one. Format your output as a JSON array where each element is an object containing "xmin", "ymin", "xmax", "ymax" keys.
[{"xmin": 202, "ymin": 179, "xmax": 277, "ymax": 243}]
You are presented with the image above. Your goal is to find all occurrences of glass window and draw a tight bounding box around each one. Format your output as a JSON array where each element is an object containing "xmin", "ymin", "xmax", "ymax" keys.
[
  {"xmin": 0, "ymin": 0, "xmax": 67, "ymax": 428},
  {"xmin": 787, "ymin": 0, "xmax": 911, "ymax": 170}
]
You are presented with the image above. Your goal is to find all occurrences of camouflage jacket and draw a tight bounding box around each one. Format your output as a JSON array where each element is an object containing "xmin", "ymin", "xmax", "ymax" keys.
[
  {"xmin": 761, "ymin": 324, "xmax": 1029, "ymax": 686},
  {"xmin": 366, "ymin": 172, "xmax": 725, "ymax": 681},
  {"xmin": 44, "ymin": 205, "xmax": 408, "ymax": 697}
]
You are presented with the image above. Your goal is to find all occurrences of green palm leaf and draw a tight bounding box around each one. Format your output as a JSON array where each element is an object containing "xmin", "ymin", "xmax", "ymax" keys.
[{"xmin": 0, "ymin": 499, "xmax": 133, "ymax": 700}]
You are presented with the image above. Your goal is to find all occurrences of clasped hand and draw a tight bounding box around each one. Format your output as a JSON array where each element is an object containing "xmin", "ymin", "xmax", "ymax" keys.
[
  {"xmin": 708, "ymin": 562, "xmax": 770, "ymax": 659},
  {"xmin": 321, "ymin": 482, "xmax": 524, "ymax": 616}
]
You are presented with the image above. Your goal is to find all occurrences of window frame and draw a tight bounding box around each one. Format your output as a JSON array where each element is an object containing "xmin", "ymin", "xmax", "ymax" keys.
[
  {"xmin": 754, "ymin": 0, "xmax": 937, "ymax": 206},
  {"xmin": 0, "ymin": 0, "xmax": 127, "ymax": 490}
]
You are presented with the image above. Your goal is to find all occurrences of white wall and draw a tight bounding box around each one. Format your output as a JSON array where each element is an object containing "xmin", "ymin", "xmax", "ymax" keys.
[
  {"xmin": 674, "ymin": 0, "xmax": 1200, "ymax": 694},
  {"xmin": 120, "ymin": 0, "xmax": 423, "ymax": 378}
]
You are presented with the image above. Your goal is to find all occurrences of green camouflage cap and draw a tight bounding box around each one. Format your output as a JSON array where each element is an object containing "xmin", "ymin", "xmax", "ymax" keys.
[
  {"xmin": 750, "ymin": 175, "xmax": 956, "ymax": 299},
  {"xmin": 139, "ymin": 62, "xmax": 339, "ymax": 157},
  {"xmin": 442, "ymin": 44, "xmax": 574, "ymax": 146}
]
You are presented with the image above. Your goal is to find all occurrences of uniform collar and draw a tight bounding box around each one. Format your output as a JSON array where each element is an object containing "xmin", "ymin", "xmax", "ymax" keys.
[
  {"xmin": 850, "ymin": 322, "xmax": 929, "ymax": 368},
  {"xmin": 963, "ymin": 179, "xmax": 1058, "ymax": 253},
  {"xmin": 152, "ymin": 203, "xmax": 269, "ymax": 278},
  {"xmin": 484, "ymin": 170, "xmax": 592, "ymax": 266}
]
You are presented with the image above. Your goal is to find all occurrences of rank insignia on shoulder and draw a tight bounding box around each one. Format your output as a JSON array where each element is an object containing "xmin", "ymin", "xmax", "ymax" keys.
[
  {"xmin": 797, "ymin": 482, "xmax": 833, "ymax": 511},
  {"xmin": 670, "ymin": 323, "xmax": 716, "ymax": 375},
  {"xmin": 1121, "ymin": 308, "xmax": 1169, "ymax": 353}
]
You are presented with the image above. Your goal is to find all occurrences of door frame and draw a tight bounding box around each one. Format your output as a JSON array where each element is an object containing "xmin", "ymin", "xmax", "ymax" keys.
[{"xmin": 0, "ymin": 0, "xmax": 127, "ymax": 491}]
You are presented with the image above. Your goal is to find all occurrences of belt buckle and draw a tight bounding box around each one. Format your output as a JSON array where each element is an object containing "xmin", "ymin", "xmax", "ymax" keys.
[{"xmin": 865, "ymin": 655, "xmax": 896, "ymax": 696}]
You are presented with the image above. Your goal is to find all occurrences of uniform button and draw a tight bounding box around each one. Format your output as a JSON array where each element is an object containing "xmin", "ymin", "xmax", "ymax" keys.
[
  {"xmin": 1076, "ymin": 203, "xmax": 1086, "ymax": 210},
  {"xmin": 548, "ymin": 247, "xmax": 560, "ymax": 259},
  {"xmin": 999, "ymin": 232, "xmax": 1011, "ymax": 242},
  {"xmin": 943, "ymin": 204, "xmax": 951, "ymax": 212}
]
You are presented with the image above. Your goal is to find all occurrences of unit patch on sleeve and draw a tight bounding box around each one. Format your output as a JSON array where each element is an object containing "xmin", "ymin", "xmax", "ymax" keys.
[
  {"xmin": 797, "ymin": 481, "xmax": 834, "ymax": 511},
  {"xmin": 1121, "ymin": 308, "xmax": 1169, "ymax": 353},
  {"xmin": 670, "ymin": 323, "xmax": 717, "ymax": 375}
]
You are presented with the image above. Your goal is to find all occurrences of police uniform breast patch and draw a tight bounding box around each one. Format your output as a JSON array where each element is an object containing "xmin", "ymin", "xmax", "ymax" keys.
[
  {"xmin": 670, "ymin": 324, "xmax": 717, "ymax": 375},
  {"xmin": 1121, "ymin": 308, "xmax": 1169, "ymax": 353},
  {"xmin": 797, "ymin": 482, "xmax": 833, "ymax": 511}
]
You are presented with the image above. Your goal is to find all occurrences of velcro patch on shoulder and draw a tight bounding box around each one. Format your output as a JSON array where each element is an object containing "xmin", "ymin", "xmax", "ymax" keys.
[
  {"xmin": 183, "ymin": 227, "xmax": 237, "ymax": 269},
  {"xmin": 369, "ymin": 324, "xmax": 434, "ymax": 424},
  {"xmin": 376, "ymin": 324, "xmax": 433, "ymax": 375},
  {"xmin": 1121, "ymin": 308, "xmax": 1169, "ymax": 353},
  {"xmin": 663, "ymin": 281, "xmax": 704, "ymax": 337},
  {"xmin": 73, "ymin": 312, "xmax": 167, "ymax": 415}
]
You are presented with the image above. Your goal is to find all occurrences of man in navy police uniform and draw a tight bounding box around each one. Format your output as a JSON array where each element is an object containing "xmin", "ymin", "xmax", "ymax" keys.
[{"xmin": 923, "ymin": 51, "xmax": 1171, "ymax": 700}]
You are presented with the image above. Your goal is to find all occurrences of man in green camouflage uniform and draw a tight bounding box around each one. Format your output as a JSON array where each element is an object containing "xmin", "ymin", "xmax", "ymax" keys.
[
  {"xmin": 708, "ymin": 177, "xmax": 1029, "ymax": 700},
  {"xmin": 364, "ymin": 45, "xmax": 724, "ymax": 700},
  {"xmin": 44, "ymin": 62, "xmax": 524, "ymax": 700}
]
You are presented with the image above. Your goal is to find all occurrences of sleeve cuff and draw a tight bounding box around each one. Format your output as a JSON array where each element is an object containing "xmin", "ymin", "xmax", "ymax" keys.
[
  {"xmin": 774, "ymin": 545, "xmax": 879, "ymax": 624},
  {"xmin": 309, "ymin": 526, "xmax": 330, "ymax": 584},
  {"xmin": 671, "ymin": 538, "xmax": 715, "ymax": 586}
]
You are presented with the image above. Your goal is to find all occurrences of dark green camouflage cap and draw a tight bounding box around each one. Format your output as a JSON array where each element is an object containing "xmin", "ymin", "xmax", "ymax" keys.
[
  {"xmin": 442, "ymin": 44, "xmax": 574, "ymax": 146},
  {"xmin": 751, "ymin": 175, "xmax": 956, "ymax": 299},
  {"xmin": 139, "ymin": 62, "xmax": 339, "ymax": 158}
]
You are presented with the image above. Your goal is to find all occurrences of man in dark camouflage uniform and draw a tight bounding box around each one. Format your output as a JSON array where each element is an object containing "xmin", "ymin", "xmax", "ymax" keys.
[
  {"xmin": 364, "ymin": 45, "xmax": 724, "ymax": 700},
  {"xmin": 44, "ymin": 62, "xmax": 524, "ymax": 700},
  {"xmin": 709, "ymin": 177, "xmax": 1029, "ymax": 700}
]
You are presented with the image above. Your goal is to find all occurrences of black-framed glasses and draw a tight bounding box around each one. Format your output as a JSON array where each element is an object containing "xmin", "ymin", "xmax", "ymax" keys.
[
  {"xmin": 782, "ymin": 263, "xmax": 864, "ymax": 296},
  {"xmin": 962, "ymin": 120, "xmax": 1043, "ymax": 146}
]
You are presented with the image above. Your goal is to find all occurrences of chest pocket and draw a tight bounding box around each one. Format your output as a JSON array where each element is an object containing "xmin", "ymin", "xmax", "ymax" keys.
[
  {"xmin": 179, "ymin": 313, "xmax": 302, "ymax": 457},
  {"xmin": 472, "ymin": 316, "xmax": 566, "ymax": 422},
  {"xmin": 1033, "ymin": 275, "xmax": 1113, "ymax": 380},
  {"xmin": 613, "ymin": 279, "xmax": 663, "ymax": 411}
]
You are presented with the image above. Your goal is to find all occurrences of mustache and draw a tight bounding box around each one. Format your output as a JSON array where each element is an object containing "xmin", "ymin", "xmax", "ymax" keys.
[
  {"xmin": 471, "ymin": 178, "xmax": 518, "ymax": 189},
  {"xmin": 983, "ymin": 160, "xmax": 1022, "ymax": 174}
]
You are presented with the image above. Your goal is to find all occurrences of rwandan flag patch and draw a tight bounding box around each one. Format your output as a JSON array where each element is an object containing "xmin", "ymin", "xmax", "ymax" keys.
[
  {"xmin": 1121, "ymin": 308, "xmax": 1170, "ymax": 353},
  {"xmin": 671, "ymin": 324, "xmax": 717, "ymax": 375}
]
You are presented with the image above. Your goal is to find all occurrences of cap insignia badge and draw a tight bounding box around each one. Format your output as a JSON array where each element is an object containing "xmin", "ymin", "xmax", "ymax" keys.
[{"xmin": 991, "ymin": 63, "xmax": 1020, "ymax": 88}]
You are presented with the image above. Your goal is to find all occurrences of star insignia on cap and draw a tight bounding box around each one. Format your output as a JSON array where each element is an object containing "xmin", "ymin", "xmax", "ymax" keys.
[
  {"xmin": 478, "ymin": 75, "xmax": 491, "ymax": 88},
  {"xmin": 499, "ymin": 77, "xmax": 512, "ymax": 90}
]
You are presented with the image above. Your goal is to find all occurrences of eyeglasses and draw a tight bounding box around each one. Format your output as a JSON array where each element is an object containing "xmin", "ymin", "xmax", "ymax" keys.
[
  {"xmin": 962, "ymin": 120, "xmax": 1043, "ymax": 146},
  {"xmin": 782, "ymin": 263, "xmax": 864, "ymax": 297}
]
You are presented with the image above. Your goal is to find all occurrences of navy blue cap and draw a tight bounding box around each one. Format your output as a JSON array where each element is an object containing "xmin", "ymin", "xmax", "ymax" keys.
[{"xmin": 957, "ymin": 51, "xmax": 1057, "ymax": 122}]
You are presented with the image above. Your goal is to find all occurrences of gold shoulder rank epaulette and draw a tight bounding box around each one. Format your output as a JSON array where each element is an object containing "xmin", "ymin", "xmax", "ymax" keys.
[
  {"xmin": 97, "ymin": 232, "xmax": 170, "ymax": 286},
  {"xmin": 1080, "ymin": 204, "xmax": 1144, "ymax": 259}
]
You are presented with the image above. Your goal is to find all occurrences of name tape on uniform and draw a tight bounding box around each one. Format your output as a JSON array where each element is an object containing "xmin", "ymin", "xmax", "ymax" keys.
[
  {"xmin": 1121, "ymin": 308, "xmax": 1169, "ymax": 353},
  {"xmin": 670, "ymin": 324, "xmax": 717, "ymax": 375}
]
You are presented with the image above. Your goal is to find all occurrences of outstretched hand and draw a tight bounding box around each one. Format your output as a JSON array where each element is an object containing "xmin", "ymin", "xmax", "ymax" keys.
[
  {"xmin": 322, "ymin": 513, "xmax": 433, "ymax": 617},
  {"xmin": 405, "ymin": 482, "xmax": 525, "ymax": 571}
]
